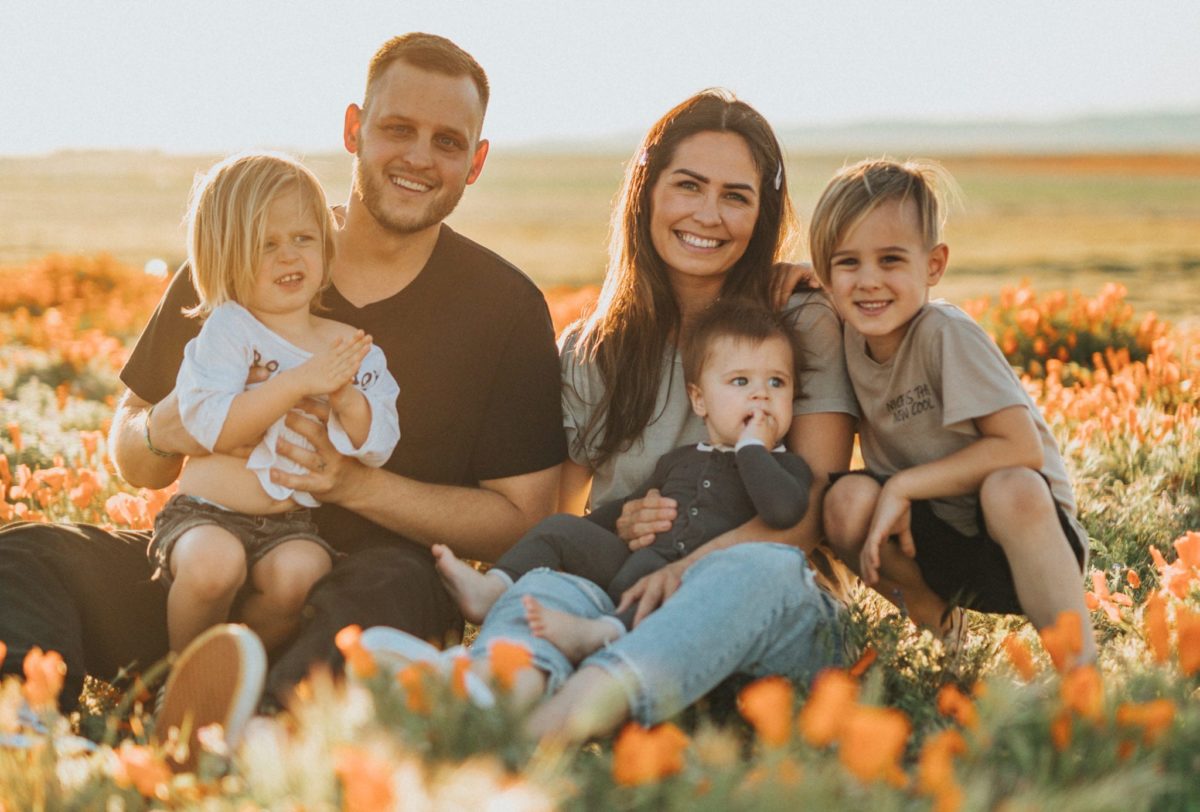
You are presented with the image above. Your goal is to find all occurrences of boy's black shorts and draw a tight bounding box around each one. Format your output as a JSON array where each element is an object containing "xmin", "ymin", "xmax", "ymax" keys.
[{"xmin": 830, "ymin": 470, "xmax": 1087, "ymax": 614}]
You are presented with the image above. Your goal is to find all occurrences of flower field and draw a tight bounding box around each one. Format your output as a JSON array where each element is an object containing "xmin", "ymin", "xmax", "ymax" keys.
[{"xmin": 1, "ymin": 255, "xmax": 1198, "ymax": 810}]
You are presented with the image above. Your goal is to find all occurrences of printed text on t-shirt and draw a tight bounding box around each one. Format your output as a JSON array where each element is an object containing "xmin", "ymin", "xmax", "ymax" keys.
[{"xmin": 886, "ymin": 383, "xmax": 935, "ymax": 423}]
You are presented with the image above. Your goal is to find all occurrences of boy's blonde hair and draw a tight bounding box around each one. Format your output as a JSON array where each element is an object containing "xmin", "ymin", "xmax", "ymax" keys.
[
  {"xmin": 808, "ymin": 158, "xmax": 955, "ymax": 287},
  {"xmin": 185, "ymin": 151, "xmax": 335, "ymax": 318}
]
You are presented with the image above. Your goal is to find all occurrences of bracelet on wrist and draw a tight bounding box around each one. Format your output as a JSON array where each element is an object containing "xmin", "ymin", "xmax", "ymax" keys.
[{"xmin": 144, "ymin": 403, "xmax": 181, "ymax": 459}]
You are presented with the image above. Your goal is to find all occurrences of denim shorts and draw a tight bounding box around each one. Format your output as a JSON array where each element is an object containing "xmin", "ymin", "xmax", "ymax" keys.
[
  {"xmin": 830, "ymin": 470, "xmax": 1086, "ymax": 614},
  {"xmin": 148, "ymin": 494, "xmax": 335, "ymax": 590}
]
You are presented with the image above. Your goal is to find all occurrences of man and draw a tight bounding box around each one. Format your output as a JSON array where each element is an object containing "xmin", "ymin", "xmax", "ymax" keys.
[{"xmin": 0, "ymin": 34, "xmax": 565, "ymax": 744}]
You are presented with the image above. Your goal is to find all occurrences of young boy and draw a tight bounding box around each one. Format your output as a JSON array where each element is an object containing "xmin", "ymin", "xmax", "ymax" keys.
[
  {"xmin": 433, "ymin": 301, "xmax": 813, "ymax": 662},
  {"xmin": 811, "ymin": 158, "xmax": 1095, "ymax": 665}
]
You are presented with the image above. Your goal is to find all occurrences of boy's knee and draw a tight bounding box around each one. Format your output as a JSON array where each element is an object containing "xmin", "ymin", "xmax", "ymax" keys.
[
  {"xmin": 980, "ymin": 467, "xmax": 1054, "ymax": 522},
  {"xmin": 822, "ymin": 476, "xmax": 879, "ymax": 552}
]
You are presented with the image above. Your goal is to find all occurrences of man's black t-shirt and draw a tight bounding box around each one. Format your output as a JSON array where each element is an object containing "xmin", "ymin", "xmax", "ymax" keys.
[{"xmin": 121, "ymin": 225, "xmax": 567, "ymax": 552}]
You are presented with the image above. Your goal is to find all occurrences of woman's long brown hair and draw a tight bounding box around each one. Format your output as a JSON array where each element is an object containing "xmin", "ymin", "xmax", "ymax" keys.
[{"xmin": 564, "ymin": 89, "xmax": 798, "ymax": 466}]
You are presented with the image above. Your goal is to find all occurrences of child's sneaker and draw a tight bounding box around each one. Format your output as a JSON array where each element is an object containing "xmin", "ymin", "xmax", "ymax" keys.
[
  {"xmin": 358, "ymin": 626, "xmax": 494, "ymax": 708},
  {"xmin": 154, "ymin": 624, "xmax": 266, "ymax": 773}
]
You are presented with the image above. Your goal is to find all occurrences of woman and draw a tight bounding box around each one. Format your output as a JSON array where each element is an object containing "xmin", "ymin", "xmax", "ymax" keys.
[{"xmin": 468, "ymin": 89, "xmax": 859, "ymax": 740}]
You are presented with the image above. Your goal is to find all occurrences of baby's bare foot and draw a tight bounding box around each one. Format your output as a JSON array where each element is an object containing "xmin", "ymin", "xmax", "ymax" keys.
[
  {"xmin": 432, "ymin": 544, "xmax": 507, "ymax": 625},
  {"xmin": 522, "ymin": 594, "xmax": 623, "ymax": 664}
]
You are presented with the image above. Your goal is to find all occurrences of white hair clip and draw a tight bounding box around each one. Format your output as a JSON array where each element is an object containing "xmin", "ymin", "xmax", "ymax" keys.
[
  {"xmin": 773, "ymin": 162, "xmax": 783, "ymax": 191},
  {"xmin": 637, "ymin": 149, "xmax": 649, "ymax": 167}
]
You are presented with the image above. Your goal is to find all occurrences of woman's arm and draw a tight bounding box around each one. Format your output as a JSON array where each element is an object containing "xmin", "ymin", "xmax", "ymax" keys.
[
  {"xmin": 616, "ymin": 411, "xmax": 855, "ymax": 625},
  {"xmin": 558, "ymin": 458, "xmax": 593, "ymax": 515}
]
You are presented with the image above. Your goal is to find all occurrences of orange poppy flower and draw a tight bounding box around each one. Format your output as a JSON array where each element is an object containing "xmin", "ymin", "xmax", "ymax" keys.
[
  {"xmin": 1143, "ymin": 591, "xmax": 1170, "ymax": 665},
  {"xmin": 738, "ymin": 675, "xmax": 794, "ymax": 747},
  {"xmin": 611, "ymin": 722, "xmax": 690, "ymax": 786},
  {"xmin": 335, "ymin": 746, "xmax": 396, "ymax": 812},
  {"xmin": 1086, "ymin": 571, "xmax": 1132, "ymax": 623},
  {"xmin": 489, "ymin": 640, "xmax": 533, "ymax": 691},
  {"xmin": 1126, "ymin": 569, "xmax": 1141, "ymax": 589},
  {"xmin": 22, "ymin": 646, "xmax": 65, "ymax": 709},
  {"xmin": 1039, "ymin": 611, "xmax": 1083, "ymax": 673},
  {"xmin": 798, "ymin": 669, "xmax": 859, "ymax": 747},
  {"xmin": 917, "ymin": 728, "xmax": 967, "ymax": 812},
  {"xmin": 837, "ymin": 705, "xmax": 910, "ymax": 787},
  {"xmin": 1150, "ymin": 545, "xmax": 1192, "ymax": 601},
  {"xmin": 849, "ymin": 646, "xmax": 878, "ymax": 677},
  {"xmin": 0, "ymin": 641, "xmax": 6, "ymax": 667},
  {"xmin": 113, "ymin": 741, "xmax": 172, "ymax": 798},
  {"xmin": 1060, "ymin": 665, "xmax": 1103, "ymax": 723},
  {"xmin": 1116, "ymin": 699, "xmax": 1175, "ymax": 746},
  {"xmin": 6, "ymin": 422, "xmax": 21, "ymax": 453},
  {"xmin": 334, "ymin": 624, "xmax": 378, "ymax": 679},
  {"xmin": 936, "ymin": 684, "xmax": 979, "ymax": 730},
  {"xmin": 1050, "ymin": 710, "xmax": 1072, "ymax": 751},
  {"xmin": 397, "ymin": 663, "xmax": 432, "ymax": 715},
  {"xmin": 1002, "ymin": 633, "xmax": 1038, "ymax": 681},
  {"xmin": 1175, "ymin": 531, "xmax": 1200, "ymax": 571},
  {"xmin": 1177, "ymin": 606, "xmax": 1200, "ymax": 677},
  {"xmin": 451, "ymin": 655, "xmax": 471, "ymax": 700}
]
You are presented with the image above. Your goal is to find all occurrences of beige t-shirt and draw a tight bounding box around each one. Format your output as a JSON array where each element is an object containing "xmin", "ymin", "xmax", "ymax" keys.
[
  {"xmin": 845, "ymin": 300, "xmax": 1086, "ymax": 547},
  {"xmin": 563, "ymin": 290, "xmax": 859, "ymax": 507}
]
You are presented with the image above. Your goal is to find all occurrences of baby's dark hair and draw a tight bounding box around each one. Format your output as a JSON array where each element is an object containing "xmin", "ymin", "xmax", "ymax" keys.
[{"xmin": 682, "ymin": 299, "xmax": 799, "ymax": 386}]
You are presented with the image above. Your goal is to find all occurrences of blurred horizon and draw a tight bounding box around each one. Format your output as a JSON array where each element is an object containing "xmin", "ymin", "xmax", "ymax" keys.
[{"xmin": 4, "ymin": 1, "xmax": 1198, "ymax": 155}]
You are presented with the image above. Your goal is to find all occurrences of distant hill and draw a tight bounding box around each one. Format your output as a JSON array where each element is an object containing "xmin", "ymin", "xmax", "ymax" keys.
[{"xmin": 520, "ymin": 110, "xmax": 1200, "ymax": 155}]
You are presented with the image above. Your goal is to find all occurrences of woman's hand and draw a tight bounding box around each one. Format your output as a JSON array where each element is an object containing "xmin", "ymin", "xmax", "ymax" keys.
[
  {"xmin": 860, "ymin": 481, "xmax": 916, "ymax": 585},
  {"xmin": 615, "ymin": 558, "xmax": 690, "ymax": 627},
  {"xmin": 615, "ymin": 489, "xmax": 678, "ymax": 550},
  {"xmin": 270, "ymin": 398, "xmax": 362, "ymax": 501},
  {"xmin": 770, "ymin": 261, "xmax": 818, "ymax": 309}
]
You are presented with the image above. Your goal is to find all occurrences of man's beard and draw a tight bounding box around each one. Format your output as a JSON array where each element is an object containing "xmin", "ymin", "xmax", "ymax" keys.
[{"xmin": 352, "ymin": 158, "xmax": 466, "ymax": 235}]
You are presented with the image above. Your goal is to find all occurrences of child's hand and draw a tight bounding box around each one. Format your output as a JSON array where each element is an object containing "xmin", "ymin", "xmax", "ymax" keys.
[
  {"xmin": 860, "ymin": 485, "xmax": 915, "ymax": 586},
  {"xmin": 294, "ymin": 331, "xmax": 372, "ymax": 396},
  {"xmin": 738, "ymin": 409, "xmax": 779, "ymax": 447}
]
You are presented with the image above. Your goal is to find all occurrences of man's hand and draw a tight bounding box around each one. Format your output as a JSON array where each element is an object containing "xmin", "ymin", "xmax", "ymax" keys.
[
  {"xmin": 615, "ymin": 558, "xmax": 689, "ymax": 627},
  {"xmin": 615, "ymin": 489, "xmax": 678, "ymax": 551},
  {"xmin": 770, "ymin": 261, "xmax": 818, "ymax": 309},
  {"xmin": 270, "ymin": 400, "xmax": 362, "ymax": 501},
  {"xmin": 860, "ymin": 482, "xmax": 916, "ymax": 586}
]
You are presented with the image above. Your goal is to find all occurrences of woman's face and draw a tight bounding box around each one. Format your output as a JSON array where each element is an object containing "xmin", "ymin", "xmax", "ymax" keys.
[{"xmin": 649, "ymin": 131, "xmax": 761, "ymax": 292}]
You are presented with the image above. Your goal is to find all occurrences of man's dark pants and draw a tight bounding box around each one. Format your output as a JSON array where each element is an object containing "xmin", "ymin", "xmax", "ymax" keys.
[{"xmin": 0, "ymin": 521, "xmax": 459, "ymax": 712}]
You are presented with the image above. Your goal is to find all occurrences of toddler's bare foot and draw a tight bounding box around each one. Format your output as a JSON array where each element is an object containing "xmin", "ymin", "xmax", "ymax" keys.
[
  {"xmin": 522, "ymin": 594, "xmax": 622, "ymax": 664},
  {"xmin": 432, "ymin": 544, "xmax": 507, "ymax": 624}
]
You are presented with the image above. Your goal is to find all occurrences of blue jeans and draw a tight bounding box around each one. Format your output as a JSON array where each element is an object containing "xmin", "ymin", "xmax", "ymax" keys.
[{"xmin": 472, "ymin": 543, "xmax": 847, "ymax": 724}]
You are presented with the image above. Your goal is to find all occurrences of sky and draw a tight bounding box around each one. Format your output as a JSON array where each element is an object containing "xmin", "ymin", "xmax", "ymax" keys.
[{"xmin": 2, "ymin": 0, "xmax": 1198, "ymax": 156}]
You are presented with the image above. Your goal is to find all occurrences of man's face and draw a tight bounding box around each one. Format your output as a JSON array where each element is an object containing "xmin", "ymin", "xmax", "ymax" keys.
[{"xmin": 345, "ymin": 61, "xmax": 488, "ymax": 235}]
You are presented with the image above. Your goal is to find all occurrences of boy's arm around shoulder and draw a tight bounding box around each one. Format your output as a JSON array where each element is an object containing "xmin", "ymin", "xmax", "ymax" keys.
[{"xmin": 735, "ymin": 443, "xmax": 812, "ymax": 528}]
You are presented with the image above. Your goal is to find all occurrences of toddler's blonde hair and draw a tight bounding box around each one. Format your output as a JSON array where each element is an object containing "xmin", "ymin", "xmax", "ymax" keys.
[{"xmin": 185, "ymin": 151, "xmax": 335, "ymax": 318}]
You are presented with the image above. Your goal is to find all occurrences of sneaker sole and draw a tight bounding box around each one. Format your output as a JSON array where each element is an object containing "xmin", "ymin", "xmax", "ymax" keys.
[{"xmin": 155, "ymin": 624, "xmax": 266, "ymax": 771}]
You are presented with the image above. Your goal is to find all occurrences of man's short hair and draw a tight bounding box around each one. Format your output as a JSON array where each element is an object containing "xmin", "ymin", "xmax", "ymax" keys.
[
  {"xmin": 365, "ymin": 33, "xmax": 490, "ymax": 114},
  {"xmin": 682, "ymin": 300, "xmax": 798, "ymax": 387}
]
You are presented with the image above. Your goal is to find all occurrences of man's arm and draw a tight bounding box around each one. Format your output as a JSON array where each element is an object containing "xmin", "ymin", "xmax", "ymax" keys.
[
  {"xmin": 110, "ymin": 390, "xmax": 206, "ymax": 489},
  {"xmin": 271, "ymin": 410, "xmax": 559, "ymax": 561}
]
